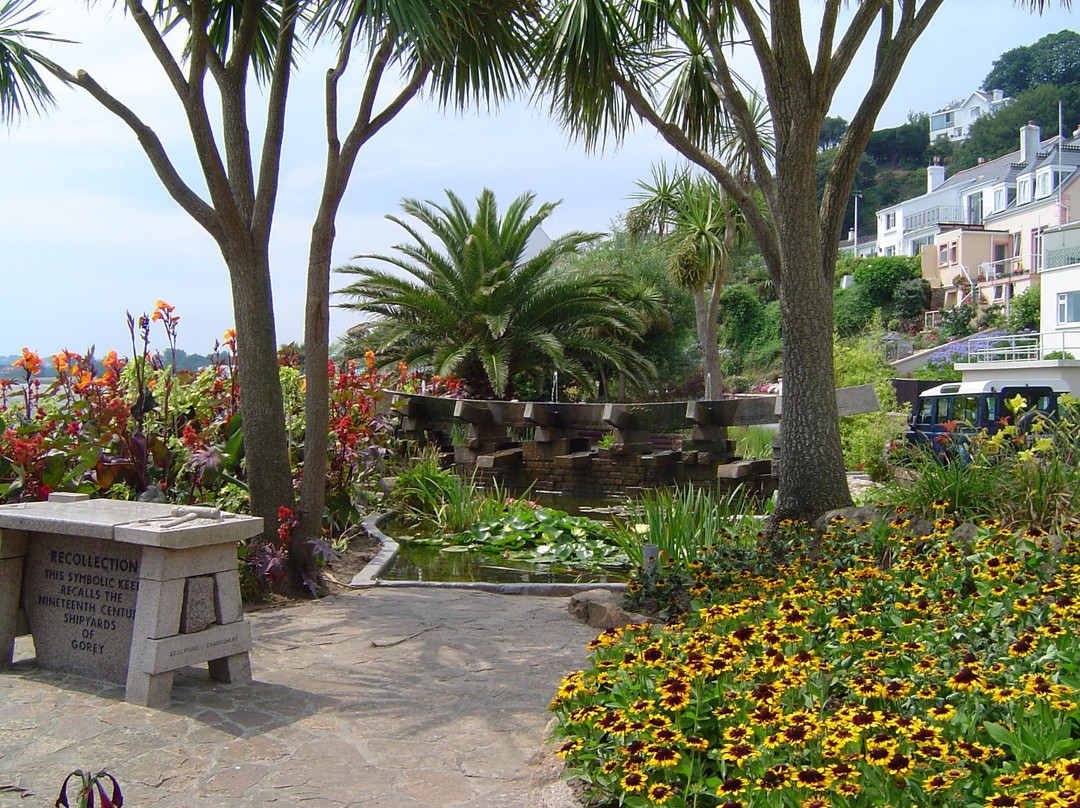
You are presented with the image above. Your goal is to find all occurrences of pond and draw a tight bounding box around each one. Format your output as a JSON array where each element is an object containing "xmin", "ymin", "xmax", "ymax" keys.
[{"xmin": 376, "ymin": 490, "xmax": 630, "ymax": 584}]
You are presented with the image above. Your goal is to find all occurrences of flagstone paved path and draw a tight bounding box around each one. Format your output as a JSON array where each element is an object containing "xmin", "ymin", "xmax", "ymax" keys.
[{"xmin": 0, "ymin": 588, "xmax": 598, "ymax": 807}]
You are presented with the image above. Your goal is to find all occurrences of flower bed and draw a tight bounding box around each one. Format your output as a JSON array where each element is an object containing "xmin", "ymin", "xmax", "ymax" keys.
[{"xmin": 550, "ymin": 512, "xmax": 1080, "ymax": 808}]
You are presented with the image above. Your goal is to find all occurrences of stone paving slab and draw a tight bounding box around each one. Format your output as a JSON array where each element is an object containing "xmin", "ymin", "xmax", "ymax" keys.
[{"xmin": 0, "ymin": 589, "xmax": 597, "ymax": 807}]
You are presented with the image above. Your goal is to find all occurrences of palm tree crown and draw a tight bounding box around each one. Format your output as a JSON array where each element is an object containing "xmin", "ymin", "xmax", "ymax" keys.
[
  {"xmin": 0, "ymin": 0, "xmax": 65, "ymax": 126},
  {"xmin": 336, "ymin": 188, "xmax": 654, "ymax": 399}
]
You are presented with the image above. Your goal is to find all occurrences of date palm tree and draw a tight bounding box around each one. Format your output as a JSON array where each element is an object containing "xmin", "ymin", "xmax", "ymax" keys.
[{"xmin": 337, "ymin": 188, "xmax": 655, "ymax": 399}]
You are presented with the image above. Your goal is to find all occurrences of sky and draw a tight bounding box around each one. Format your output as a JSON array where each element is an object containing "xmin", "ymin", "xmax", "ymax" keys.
[{"xmin": 1, "ymin": 2, "xmax": 1076, "ymax": 357}]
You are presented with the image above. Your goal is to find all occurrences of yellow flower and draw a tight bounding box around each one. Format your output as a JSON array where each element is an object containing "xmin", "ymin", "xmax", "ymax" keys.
[{"xmin": 1005, "ymin": 393, "xmax": 1028, "ymax": 415}]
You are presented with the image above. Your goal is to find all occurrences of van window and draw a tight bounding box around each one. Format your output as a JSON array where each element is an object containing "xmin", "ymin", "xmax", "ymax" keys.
[
  {"xmin": 952, "ymin": 395, "xmax": 979, "ymax": 424},
  {"xmin": 986, "ymin": 396, "xmax": 998, "ymax": 422},
  {"xmin": 916, "ymin": 397, "xmax": 936, "ymax": 424}
]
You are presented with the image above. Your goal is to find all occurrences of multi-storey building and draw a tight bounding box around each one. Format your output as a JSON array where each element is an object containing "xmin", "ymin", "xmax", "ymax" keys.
[{"xmin": 929, "ymin": 89, "xmax": 1011, "ymax": 143}]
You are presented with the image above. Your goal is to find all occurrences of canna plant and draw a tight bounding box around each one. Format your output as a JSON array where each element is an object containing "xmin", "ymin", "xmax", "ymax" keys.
[{"xmin": 54, "ymin": 769, "xmax": 122, "ymax": 808}]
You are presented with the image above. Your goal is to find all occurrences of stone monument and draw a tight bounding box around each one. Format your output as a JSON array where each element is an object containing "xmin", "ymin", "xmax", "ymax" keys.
[{"xmin": 0, "ymin": 495, "xmax": 262, "ymax": 707}]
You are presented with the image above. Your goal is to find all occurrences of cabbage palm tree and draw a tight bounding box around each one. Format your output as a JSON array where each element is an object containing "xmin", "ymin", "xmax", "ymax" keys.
[
  {"xmin": 629, "ymin": 160, "xmax": 763, "ymax": 398},
  {"xmin": 534, "ymin": 0, "xmax": 1066, "ymax": 524},
  {"xmin": 337, "ymin": 189, "xmax": 655, "ymax": 399},
  {"xmin": 17, "ymin": 0, "xmax": 536, "ymax": 587},
  {"xmin": 0, "ymin": 0, "xmax": 62, "ymax": 125}
]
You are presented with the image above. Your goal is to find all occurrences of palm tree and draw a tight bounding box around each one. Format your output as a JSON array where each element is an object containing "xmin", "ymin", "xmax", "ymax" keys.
[
  {"xmin": 0, "ymin": 0, "xmax": 63, "ymax": 126},
  {"xmin": 534, "ymin": 0, "xmax": 1067, "ymax": 524},
  {"xmin": 16, "ymin": 0, "xmax": 536, "ymax": 587},
  {"xmin": 628, "ymin": 166, "xmax": 760, "ymax": 398},
  {"xmin": 336, "ymin": 188, "xmax": 655, "ymax": 399}
]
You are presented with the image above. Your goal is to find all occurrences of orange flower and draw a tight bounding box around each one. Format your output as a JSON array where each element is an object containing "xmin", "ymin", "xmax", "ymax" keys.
[
  {"xmin": 151, "ymin": 300, "xmax": 176, "ymax": 322},
  {"xmin": 13, "ymin": 348, "xmax": 43, "ymax": 375},
  {"xmin": 52, "ymin": 351, "xmax": 73, "ymax": 373},
  {"xmin": 223, "ymin": 329, "xmax": 237, "ymax": 350},
  {"xmin": 102, "ymin": 350, "xmax": 119, "ymax": 368}
]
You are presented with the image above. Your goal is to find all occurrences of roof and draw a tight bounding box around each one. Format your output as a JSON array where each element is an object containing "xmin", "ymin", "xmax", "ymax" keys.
[{"xmin": 919, "ymin": 379, "xmax": 1072, "ymax": 397}]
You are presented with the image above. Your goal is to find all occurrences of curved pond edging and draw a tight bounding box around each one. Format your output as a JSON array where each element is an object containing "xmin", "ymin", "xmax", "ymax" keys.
[
  {"xmin": 350, "ymin": 511, "xmax": 401, "ymax": 586},
  {"xmin": 349, "ymin": 510, "xmax": 627, "ymax": 596}
]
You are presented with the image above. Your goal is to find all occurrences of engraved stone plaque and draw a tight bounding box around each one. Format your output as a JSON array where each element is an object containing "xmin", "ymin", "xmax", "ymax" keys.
[{"xmin": 20, "ymin": 534, "xmax": 141, "ymax": 682}]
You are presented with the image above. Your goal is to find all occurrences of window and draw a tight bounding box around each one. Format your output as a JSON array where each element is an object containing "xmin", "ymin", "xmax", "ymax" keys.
[
  {"xmin": 1018, "ymin": 177, "xmax": 1033, "ymax": 204},
  {"xmin": 916, "ymin": 397, "xmax": 935, "ymax": 424},
  {"xmin": 1033, "ymin": 227, "xmax": 1046, "ymax": 272},
  {"xmin": 967, "ymin": 193, "xmax": 983, "ymax": 224},
  {"xmin": 1037, "ymin": 170, "xmax": 1052, "ymax": 198},
  {"xmin": 949, "ymin": 242, "xmax": 958, "ymax": 265},
  {"xmin": 930, "ymin": 112, "xmax": 955, "ymax": 131},
  {"xmin": 994, "ymin": 285, "xmax": 1004, "ymax": 300},
  {"xmin": 938, "ymin": 245, "xmax": 950, "ymax": 266},
  {"xmin": 1009, "ymin": 232, "xmax": 1021, "ymax": 257},
  {"xmin": 885, "ymin": 212, "xmax": 897, "ymax": 229},
  {"xmin": 993, "ymin": 187, "xmax": 1006, "ymax": 212},
  {"xmin": 953, "ymin": 396, "xmax": 979, "ymax": 425},
  {"xmin": 1058, "ymin": 291, "xmax": 1080, "ymax": 324}
]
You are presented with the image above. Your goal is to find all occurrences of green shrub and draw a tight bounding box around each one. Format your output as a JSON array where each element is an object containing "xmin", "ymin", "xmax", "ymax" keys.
[
  {"xmin": 851, "ymin": 254, "xmax": 922, "ymax": 310},
  {"xmin": 1006, "ymin": 283, "xmax": 1041, "ymax": 332},
  {"xmin": 893, "ymin": 277, "xmax": 931, "ymax": 322},
  {"xmin": 834, "ymin": 325, "xmax": 905, "ymax": 475},
  {"xmin": 833, "ymin": 285, "xmax": 875, "ymax": 336}
]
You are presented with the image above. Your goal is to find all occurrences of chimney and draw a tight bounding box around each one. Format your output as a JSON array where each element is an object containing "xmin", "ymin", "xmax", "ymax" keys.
[
  {"xmin": 1020, "ymin": 121, "xmax": 1041, "ymax": 163},
  {"xmin": 927, "ymin": 158, "xmax": 946, "ymax": 193}
]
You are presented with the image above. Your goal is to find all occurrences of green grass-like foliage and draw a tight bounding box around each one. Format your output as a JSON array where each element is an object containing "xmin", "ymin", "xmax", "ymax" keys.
[
  {"xmin": 611, "ymin": 486, "xmax": 763, "ymax": 568},
  {"xmin": 551, "ymin": 512, "xmax": 1080, "ymax": 808}
]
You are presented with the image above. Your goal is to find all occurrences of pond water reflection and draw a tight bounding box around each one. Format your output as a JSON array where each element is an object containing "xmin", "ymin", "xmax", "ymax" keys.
[{"xmin": 378, "ymin": 491, "xmax": 629, "ymax": 583}]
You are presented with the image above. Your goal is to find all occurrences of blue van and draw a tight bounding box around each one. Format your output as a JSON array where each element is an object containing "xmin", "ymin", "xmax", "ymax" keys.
[{"xmin": 904, "ymin": 380, "xmax": 1069, "ymax": 456}]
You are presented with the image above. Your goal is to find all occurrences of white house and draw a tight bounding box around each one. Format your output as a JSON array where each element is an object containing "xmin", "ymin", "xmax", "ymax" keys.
[
  {"xmin": 929, "ymin": 89, "xmax": 1012, "ymax": 143},
  {"xmin": 919, "ymin": 123, "xmax": 1080, "ymax": 316},
  {"xmin": 876, "ymin": 152, "xmax": 1014, "ymax": 258},
  {"xmin": 949, "ymin": 192, "xmax": 1080, "ymax": 390}
]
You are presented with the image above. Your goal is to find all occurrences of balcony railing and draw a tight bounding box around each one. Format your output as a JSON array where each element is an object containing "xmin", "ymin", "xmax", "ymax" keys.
[
  {"xmin": 1045, "ymin": 245, "xmax": 1080, "ymax": 271},
  {"xmin": 958, "ymin": 332, "xmax": 1080, "ymax": 364},
  {"xmin": 904, "ymin": 205, "xmax": 980, "ymax": 231}
]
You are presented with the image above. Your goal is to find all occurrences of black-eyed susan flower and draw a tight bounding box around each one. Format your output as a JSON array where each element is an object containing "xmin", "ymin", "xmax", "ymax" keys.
[
  {"xmin": 646, "ymin": 782, "xmax": 676, "ymax": 804},
  {"xmin": 792, "ymin": 767, "xmax": 833, "ymax": 791},
  {"xmin": 721, "ymin": 742, "xmax": 760, "ymax": 766},
  {"xmin": 717, "ymin": 777, "xmax": 748, "ymax": 796}
]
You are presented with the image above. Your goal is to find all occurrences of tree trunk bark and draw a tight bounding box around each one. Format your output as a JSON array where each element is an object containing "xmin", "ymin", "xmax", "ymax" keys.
[
  {"xmin": 297, "ymin": 203, "xmax": 337, "ymax": 568},
  {"xmin": 772, "ymin": 142, "xmax": 852, "ymax": 521},
  {"xmin": 224, "ymin": 244, "xmax": 294, "ymax": 547},
  {"xmin": 694, "ymin": 287, "xmax": 723, "ymax": 399}
]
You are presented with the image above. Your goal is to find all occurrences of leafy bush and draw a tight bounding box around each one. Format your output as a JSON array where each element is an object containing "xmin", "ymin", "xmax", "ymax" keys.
[
  {"xmin": 892, "ymin": 277, "xmax": 931, "ymax": 322},
  {"xmin": 833, "ymin": 325, "xmax": 905, "ymax": 477},
  {"xmin": 833, "ymin": 286, "xmax": 875, "ymax": 336},
  {"xmin": 938, "ymin": 303, "xmax": 976, "ymax": 339},
  {"xmin": 1006, "ymin": 283, "xmax": 1041, "ymax": 333},
  {"xmin": 851, "ymin": 255, "xmax": 922, "ymax": 311}
]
